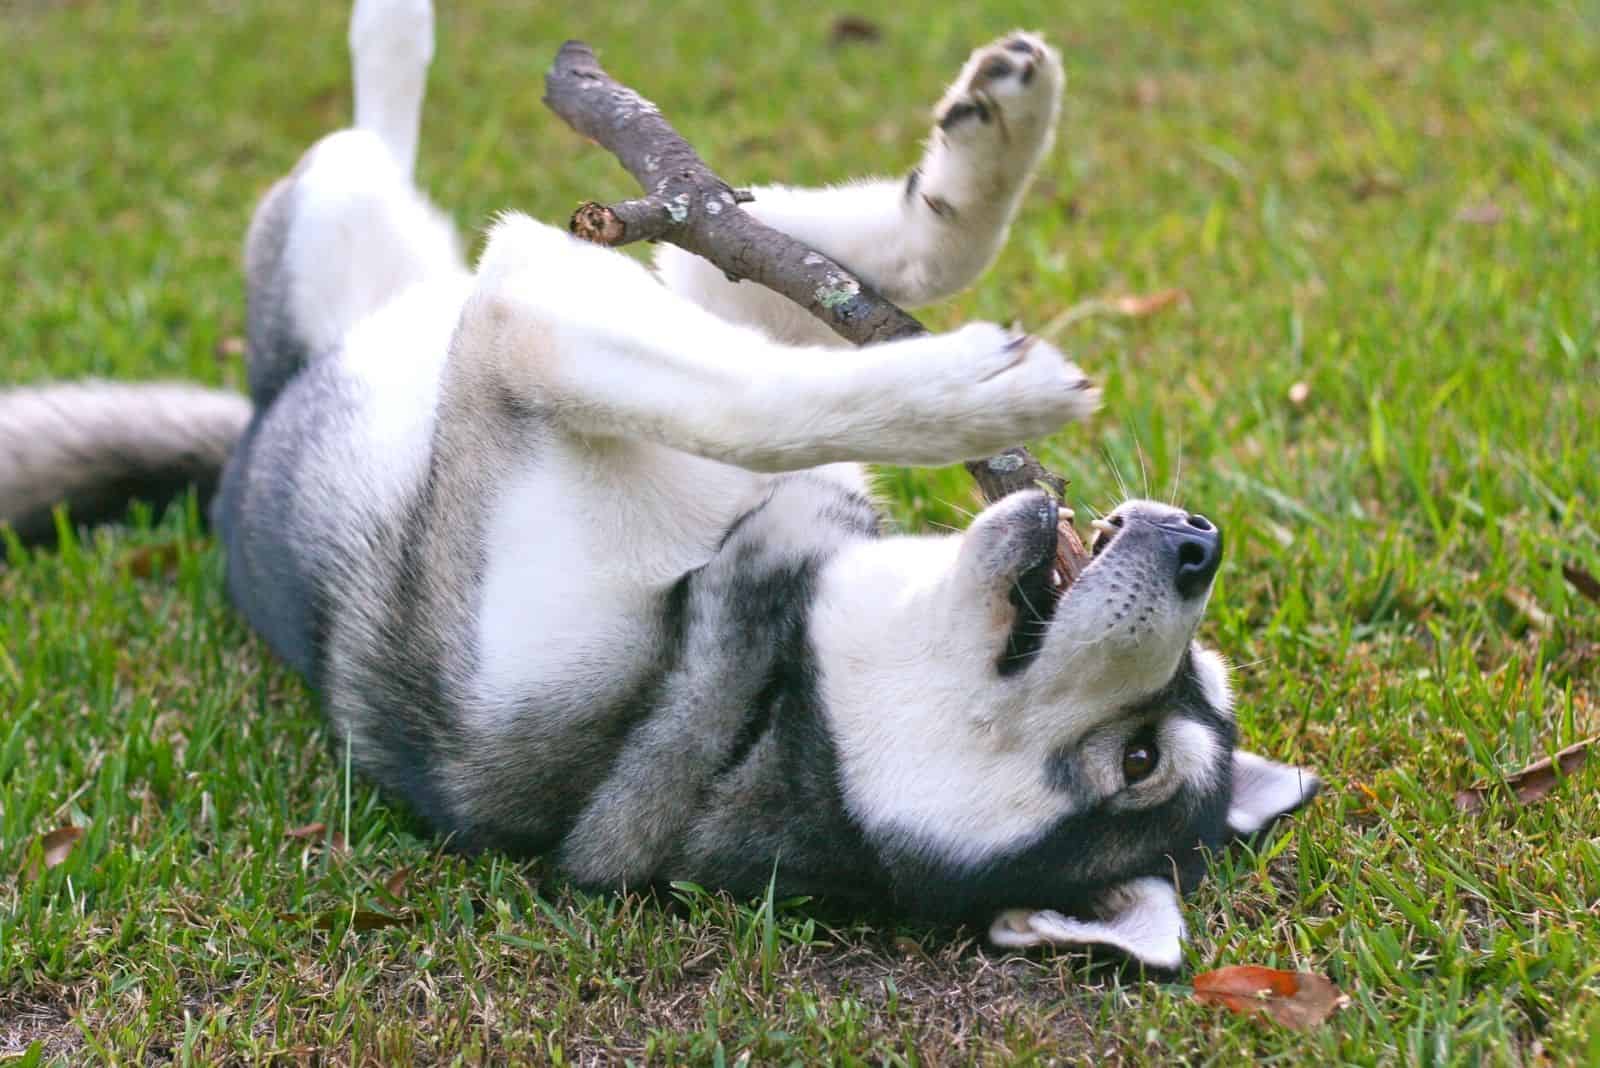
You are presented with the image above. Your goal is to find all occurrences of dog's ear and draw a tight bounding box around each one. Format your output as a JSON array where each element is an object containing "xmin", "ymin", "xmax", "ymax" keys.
[
  {"xmin": 988, "ymin": 876, "xmax": 1185, "ymax": 972},
  {"xmin": 1227, "ymin": 749, "xmax": 1320, "ymax": 837}
]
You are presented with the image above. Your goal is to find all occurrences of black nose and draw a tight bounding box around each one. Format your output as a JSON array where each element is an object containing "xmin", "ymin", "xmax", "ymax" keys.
[{"xmin": 1170, "ymin": 513, "xmax": 1222, "ymax": 598}]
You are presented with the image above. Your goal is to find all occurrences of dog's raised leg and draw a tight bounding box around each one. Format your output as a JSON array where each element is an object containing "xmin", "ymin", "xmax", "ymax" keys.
[
  {"xmin": 349, "ymin": 0, "xmax": 435, "ymax": 180},
  {"xmin": 242, "ymin": 1, "xmax": 455, "ymax": 408},
  {"xmin": 451, "ymin": 214, "xmax": 1096, "ymax": 471},
  {"xmin": 657, "ymin": 33, "xmax": 1064, "ymax": 342}
]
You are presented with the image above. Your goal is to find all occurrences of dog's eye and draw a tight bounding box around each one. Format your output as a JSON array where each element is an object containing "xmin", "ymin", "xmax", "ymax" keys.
[{"xmin": 1122, "ymin": 738, "xmax": 1159, "ymax": 784}]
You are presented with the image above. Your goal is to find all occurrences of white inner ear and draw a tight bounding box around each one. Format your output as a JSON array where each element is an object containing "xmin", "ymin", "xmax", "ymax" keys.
[
  {"xmin": 989, "ymin": 877, "xmax": 1185, "ymax": 971},
  {"xmin": 1228, "ymin": 749, "xmax": 1321, "ymax": 836}
]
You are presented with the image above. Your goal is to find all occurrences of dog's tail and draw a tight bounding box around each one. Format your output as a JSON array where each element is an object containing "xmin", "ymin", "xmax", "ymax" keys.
[{"xmin": 0, "ymin": 381, "xmax": 252, "ymax": 548}]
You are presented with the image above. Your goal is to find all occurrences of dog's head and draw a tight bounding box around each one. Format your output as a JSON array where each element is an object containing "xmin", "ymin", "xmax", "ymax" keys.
[{"xmin": 815, "ymin": 490, "xmax": 1318, "ymax": 969}]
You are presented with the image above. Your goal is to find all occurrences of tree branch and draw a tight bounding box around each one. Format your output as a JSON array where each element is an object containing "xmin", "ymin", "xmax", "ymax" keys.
[{"xmin": 542, "ymin": 39, "xmax": 1066, "ymax": 502}]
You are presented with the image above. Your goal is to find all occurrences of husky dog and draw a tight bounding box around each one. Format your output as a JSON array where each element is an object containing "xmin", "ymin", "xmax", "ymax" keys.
[{"xmin": 0, "ymin": 0, "xmax": 1318, "ymax": 969}]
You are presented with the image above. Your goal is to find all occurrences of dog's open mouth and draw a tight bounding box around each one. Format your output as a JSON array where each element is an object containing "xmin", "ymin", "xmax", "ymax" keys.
[
  {"xmin": 1023, "ymin": 504, "xmax": 1096, "ymax": 618},
  {"xmin": 1054, "ymin": 513, "xmax": 1094, "ymax": 597},
  {"xmin": 1002, "ymin": 503, "xmax": 1098, "ymax": 673}
]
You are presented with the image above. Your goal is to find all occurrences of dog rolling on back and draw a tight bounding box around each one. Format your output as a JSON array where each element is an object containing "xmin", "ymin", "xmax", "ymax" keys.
[{"xmin": 0, "ymin": 0, "xmax": 1317, "ymax": 970}]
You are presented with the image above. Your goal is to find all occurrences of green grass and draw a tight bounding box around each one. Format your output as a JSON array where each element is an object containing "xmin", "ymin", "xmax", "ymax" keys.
[{"xmin": 3, "ymin": 0, "xmax": 1599, "ymax": 1062}]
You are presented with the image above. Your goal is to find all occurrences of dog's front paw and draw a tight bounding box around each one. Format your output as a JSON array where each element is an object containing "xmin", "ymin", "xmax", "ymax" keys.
[
  {"xmin": 920, "ymin": 322, "xmax": 1098, "ymax": 458},
  {"xmin": 934, "ymin": 33, "xmax": 1063, "ymax": 148}
]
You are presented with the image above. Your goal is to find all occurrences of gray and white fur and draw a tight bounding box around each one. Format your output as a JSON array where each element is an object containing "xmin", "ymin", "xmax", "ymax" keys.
[{"xmin": 0, "ymin": 0, "xmax": 1318, "ymax": 970}]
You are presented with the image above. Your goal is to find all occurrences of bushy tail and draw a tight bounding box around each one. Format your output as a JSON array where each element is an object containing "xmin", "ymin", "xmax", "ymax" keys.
[{"xmin": 0, "ymin": 381, "xmax": 252, "ymax": 548}]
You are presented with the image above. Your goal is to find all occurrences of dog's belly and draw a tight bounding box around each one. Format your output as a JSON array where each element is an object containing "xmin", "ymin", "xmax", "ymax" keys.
[{"xmin": 468, "ymin": 437, "xmax": 771, "ymax": 728}]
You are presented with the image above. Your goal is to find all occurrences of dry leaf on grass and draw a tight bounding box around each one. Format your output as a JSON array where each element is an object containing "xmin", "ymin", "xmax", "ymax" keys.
[
  {"xmin": 1112, "ymin": 288, "xmax": 1187, "ymax": 318},
  {"xmin": 120, "ymin": 541, "xmax": 190, "ymax": 580},
  {"xmin": 1562, "ymin": 562, "xmax": 1600, "ymax": 604},
  {"xmin": 828, "ymin": 15, "xmax": 881, "ymax": 47},
  {"xmin": 21, "ymin": 826, "xmax": 84, "ymax": 880},
  {"xmin": 1041, "ymin": 288, "xmax": 1188, "ymax": 336},
  {"xmin": 283, "ymin": 822, "xmax": 348, "ymax": 854},
  {"xmin": 1352, "ymin": 173, "xmax": 1403, "ymax": 200},
  {"xmin": 1192, "ymin": 964, "xmax": 1347, "ymax": 1031},
  {"xmin": 214, "ymin": 336, "xmax": 247, "ymax": 361},
  {"xmin": 378, "ymin": 866, "xmax": 412, "ymax": 904},
  {"xmin": 1454, "ymin": 737, "xmax": 1597, "ymax": 812}
]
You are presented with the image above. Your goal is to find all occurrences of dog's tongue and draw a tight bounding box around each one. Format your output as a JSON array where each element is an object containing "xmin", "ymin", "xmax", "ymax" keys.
[{"xmin": 1055, "ymin": 518, "xmax": 1091, "ymax": 588}]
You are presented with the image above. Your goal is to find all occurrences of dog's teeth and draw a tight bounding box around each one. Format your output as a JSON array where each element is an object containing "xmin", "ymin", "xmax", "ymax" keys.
[
  {"xmin": 1059, "ymin": 508, "xmax": 1075, "ymax": 521},
  {"xmin": 1091, "ymin": 518, "xmax": 1117, "ymax": 535},
  {"xmin": 1050, "ymin": 569, "xmax": 1063, "ymax": 588}
]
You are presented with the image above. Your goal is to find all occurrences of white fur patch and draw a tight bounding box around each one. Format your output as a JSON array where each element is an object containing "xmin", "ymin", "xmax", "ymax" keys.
[
  {"xmin": 472, "ymin": 440, "xmax": 764, "ymax": 720},
  {"xmin": 282, "ymin": 130, "xmax": 462, "ymax": 357},
  {"xmin": 1163, "ymin": 715, "xmax": 1225, "ymax": 795},
  {"xmin": 1191, "ymin": 645, "xmax": 1235, "ymax": 720},
  {"xmin": 814, "ymin": 537, "xmax": 1079, "ymax": 863}
]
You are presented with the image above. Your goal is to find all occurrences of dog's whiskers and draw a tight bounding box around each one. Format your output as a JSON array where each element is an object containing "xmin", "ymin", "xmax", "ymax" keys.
[
  {"xmin": 1130, "ymin": 424, "xmax": 1151, "ymax": 501},
  {"xmin": 1103, "ymin": 446, "xmax": 1131, "ymax": 503},
  {"xmin": 1167, "ymin": 436, "xmax": 1185, "ymax": 508},
  {"xmin": 1009, "ymin": 580, "xmax": 1050, "ymax": 627},
  {"xmin": 932, "ymin": 496, "xmax": 979, "ymax": 522}
]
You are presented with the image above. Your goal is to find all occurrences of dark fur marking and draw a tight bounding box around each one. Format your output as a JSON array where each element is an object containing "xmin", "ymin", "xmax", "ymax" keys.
[
  {"xmin": 338, "ymin": 472, "xmax": 466, "ymax": 838},
  {"xmin": 938, "ymin": 100, "xmax": 989, "ymax": 130},
  {"xmin": 979, "ymin": 57, "xmax": 1014, "ymax": 81},
  {"xmin": 922, "ymin": 194, "xmax": 957, "ymax": 220},
  {"xmin": 996, "ymin": 495, "xmax": 1060, "ymax": 676},
  {"xmin": 904, "ymin": 166, "xmax": 922, "ymax": 203},
  {"xmin": 492, "ymin": 380, "xmax": 544, "ymax": 426}
]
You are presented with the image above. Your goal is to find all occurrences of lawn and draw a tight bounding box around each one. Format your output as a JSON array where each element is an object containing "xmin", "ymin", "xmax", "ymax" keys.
[{"xmin": 3, "ymin": 0, "xmax": 1599, "ymax": 1063}]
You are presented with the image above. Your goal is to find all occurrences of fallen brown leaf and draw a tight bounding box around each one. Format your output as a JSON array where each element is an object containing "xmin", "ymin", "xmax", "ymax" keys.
[
  {"xmin": 1132, "ymin": 76, "xmax": 1161, "ymax": 109},
  {"xmin": 828, "ymin": 14, "xmax": 882, "ymax": 47},
  {"xmin": 1192, "ymin": 964, "xmax": 1347, "ymax": 1031},
  {"xmin": 1351, "ymin": 173, "xmax": 1403, "ymax": 200},
  {"xmin": 1562, "ymin": 562, "xmax": 1600, "ymax": 604},
  {"xmin": 120, "ymin": 541, "xmax": 190, "ymax": 580},
  {"xmin": 1456, "ymin": 201, "xmax": 1503, "ymax": 225},
  {"xmin": 381, "ymin": 866, "xmax": 412, "ymax": 903},
  {"xmin": 1112, "ymin": 288, "xmax": 1187, "ymax": 318},
  {"xmin": 21, "ymin": 825, "xmax": 84, "ymax": 879},
  {"xmin": 1454, "ymin": 736, "xmax": 1597, "ymax": 812},
  {"xmin": 284, "ymin": 822, "xmax": 348, "ymax": 854},
  {"xmin": 214, "ymin": 335, "xmax": 247, "ymax": 361}
]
